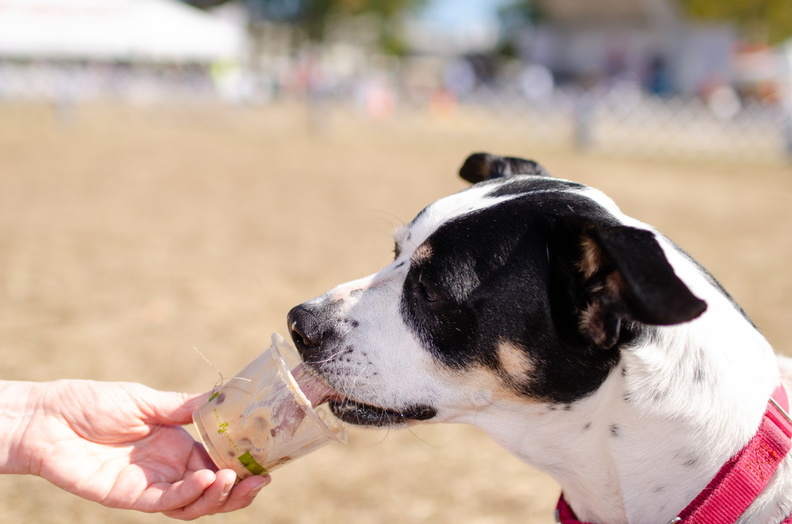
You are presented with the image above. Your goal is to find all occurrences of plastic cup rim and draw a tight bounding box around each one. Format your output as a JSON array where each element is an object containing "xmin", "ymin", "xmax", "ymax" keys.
[{"xmin": 270, "ymin": 333, "xmax": 346, "ymax": 443}]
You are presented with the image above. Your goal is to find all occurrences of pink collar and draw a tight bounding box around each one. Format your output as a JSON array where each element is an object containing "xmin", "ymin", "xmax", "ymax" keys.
[{"xmin": 555, "ymin": 385, "xmax": 792, "ymax": 524}]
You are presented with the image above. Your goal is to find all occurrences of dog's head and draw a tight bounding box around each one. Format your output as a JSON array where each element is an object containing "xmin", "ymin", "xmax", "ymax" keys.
[{"xmin": 287, "ymin": 153, "xmax": 707, "ymax": 427}]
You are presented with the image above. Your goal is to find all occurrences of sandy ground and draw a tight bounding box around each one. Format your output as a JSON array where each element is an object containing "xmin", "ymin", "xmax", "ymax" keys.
[{"xmin": 1, "ymin": 102, "xmax": 791, "ymax": 524}]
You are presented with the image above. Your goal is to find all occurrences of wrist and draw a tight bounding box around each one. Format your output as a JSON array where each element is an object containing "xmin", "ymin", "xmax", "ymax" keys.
[{"xmin": 0, "ymin": 381, "xmax": 46, "ymax": 475}]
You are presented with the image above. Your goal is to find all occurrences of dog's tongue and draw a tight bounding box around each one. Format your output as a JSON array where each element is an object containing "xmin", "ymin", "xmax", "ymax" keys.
[
  {"xmin": 268, "ymin": 363, "xmax": 338, "ymax": 440},
  {"xmin": 290, "ymin": 363, "xmax": 336, "ymax": 406}
]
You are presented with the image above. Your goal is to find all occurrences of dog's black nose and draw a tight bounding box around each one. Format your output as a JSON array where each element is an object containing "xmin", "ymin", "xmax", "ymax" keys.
[{"xmin": 287, "ymin": 304, "xmax": 326, "ymax": 360}]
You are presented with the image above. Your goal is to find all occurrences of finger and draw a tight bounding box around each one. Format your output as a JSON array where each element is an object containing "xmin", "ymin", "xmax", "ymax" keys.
[
  {"xmin": 163, "ymin": 469, "xmax": 238, "ymax": 521},
  {"xmin": 145, "ymin": 469, "xmax": 217, "ymax": 513},
  {"xmin": 188, "ymin": 441, "xmax": 219, "ymax": 472},
  {"xmin": 216, "ymin": 474, "xmax": 270, "ymax": 513},
  {"xmin": 135, "ymin": 387, "xmax": 205, "ymax": 426}
]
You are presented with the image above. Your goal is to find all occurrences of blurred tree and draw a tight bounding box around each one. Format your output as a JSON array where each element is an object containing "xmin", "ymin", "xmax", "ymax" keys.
[
  {"xmin": 495, "ymin": 0, "xmax": 545, "ymax": 59},
  {"xmin": 183, "ymin": 0, "xmax": 425, "ymax": 54},
  {"xmin": 679, "ymin": 0, "xmax": 792, "ymax": 44},
  {"xmin": 184, "ymin": 0, "xmax": 233, "ymax": 6}
]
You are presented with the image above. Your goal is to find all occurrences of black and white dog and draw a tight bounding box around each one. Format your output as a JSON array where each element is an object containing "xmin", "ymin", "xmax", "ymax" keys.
[{"xmin": 287, "ymin": 153, "xmax": 792, "ymax": 523}]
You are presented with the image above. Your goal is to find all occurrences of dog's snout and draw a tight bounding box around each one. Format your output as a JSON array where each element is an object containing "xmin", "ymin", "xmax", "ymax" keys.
[{"xmin": 287, "ymin": 304, "xmax": 330, "ymax": 360}]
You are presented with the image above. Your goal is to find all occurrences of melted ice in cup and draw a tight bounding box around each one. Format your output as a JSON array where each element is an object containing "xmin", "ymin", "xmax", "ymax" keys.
[{"xmin": 192, "ymin": 334, "xmax": 346, "ymax": 478}]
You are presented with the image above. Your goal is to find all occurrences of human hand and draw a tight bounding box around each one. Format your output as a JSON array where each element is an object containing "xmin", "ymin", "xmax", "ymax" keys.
[{"xmin": 5, "ymin": 380, "xmax": 268, "ymax": 520}]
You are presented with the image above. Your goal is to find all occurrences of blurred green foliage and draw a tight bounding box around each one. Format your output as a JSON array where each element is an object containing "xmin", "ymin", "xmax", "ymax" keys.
[
  {"xmin": 496, "ymin": 0, "xmax": 792, "ymax": 46},
  {"xmin": 680, "ymin": 0, "xmax": 792, "ymax": 44},
  {"xmin": 185, "ymin": 0, "xmax": 425, "ymax": 52}
]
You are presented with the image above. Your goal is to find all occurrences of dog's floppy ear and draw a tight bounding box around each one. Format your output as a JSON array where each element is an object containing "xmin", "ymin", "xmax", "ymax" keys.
[
  {"xmin": 459, "ymin": 152, "xmax": 551, "ymax": 184},
  {"xmin": 558, "ymin": 220, "xmax": 707, "ymax": 350}
]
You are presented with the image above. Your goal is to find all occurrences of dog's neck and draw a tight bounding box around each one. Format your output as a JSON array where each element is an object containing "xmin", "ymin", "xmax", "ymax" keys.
[{"xmin": 467, "ymin": 285, "xmax": 783, "ymax": 523}]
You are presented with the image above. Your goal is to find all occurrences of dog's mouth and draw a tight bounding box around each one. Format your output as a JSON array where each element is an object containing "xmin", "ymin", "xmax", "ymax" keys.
[
  {"xmin": 328, "ymin": 398, "xmax": 437, "ymax": 426},
  {"xmin": 297, "ymin": 366, "xmax": 437, "ymax": 427}
]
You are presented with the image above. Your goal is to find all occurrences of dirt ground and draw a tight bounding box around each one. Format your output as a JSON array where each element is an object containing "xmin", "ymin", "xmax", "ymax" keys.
[{"xmin": 1, "ymin": 102, "xmax": 791, "ymax": 524}]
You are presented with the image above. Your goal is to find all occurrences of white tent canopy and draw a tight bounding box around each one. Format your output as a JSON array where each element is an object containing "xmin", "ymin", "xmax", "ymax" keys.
[{"xmin": 0, "ymin": 0, "xmax": 246, "ymax": 63}]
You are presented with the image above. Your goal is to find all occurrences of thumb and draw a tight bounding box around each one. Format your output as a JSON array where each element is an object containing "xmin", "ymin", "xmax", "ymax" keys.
[{"xmin": 134, "ymin": 386, "xmax": 208, "ymax": 426}]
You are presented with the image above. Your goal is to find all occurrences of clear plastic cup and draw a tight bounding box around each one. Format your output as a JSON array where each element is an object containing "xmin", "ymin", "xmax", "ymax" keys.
[{"xmin": 192, "ymin": 333, "xmax": 346, "ymax": 478}]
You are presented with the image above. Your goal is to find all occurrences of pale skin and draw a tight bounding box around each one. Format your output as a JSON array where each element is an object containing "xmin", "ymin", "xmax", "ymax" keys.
[{"xmin": 0, "ymin": 379, "xmax": 269, "ymax": 520}]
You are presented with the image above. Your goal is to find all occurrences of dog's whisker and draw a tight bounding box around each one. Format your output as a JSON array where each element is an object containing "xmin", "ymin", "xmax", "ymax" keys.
[
  {"xmin": 349, "ymin": 365, "xmax": 369, "ymax": 391},
  {"xmin": 405, "ymin": 426, "xmax": 440, "ymax": 448},
  {"xmin": 305, "ymin": 347, "xmax": 349, "ymax": 366}
]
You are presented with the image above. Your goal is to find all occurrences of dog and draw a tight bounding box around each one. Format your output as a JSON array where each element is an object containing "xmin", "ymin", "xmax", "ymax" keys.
[{"xmin": 287, "ymin": 153, "xmax": 792, "ymax": 523}]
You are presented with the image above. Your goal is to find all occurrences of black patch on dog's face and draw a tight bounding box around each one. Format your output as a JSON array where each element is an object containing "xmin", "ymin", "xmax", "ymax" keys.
[{"xmin": 400, "ymin": 185, "xmax": 626, "ymax": 404}]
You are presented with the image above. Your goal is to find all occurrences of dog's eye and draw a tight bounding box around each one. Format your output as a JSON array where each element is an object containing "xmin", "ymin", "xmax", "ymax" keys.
[{"xmin": 417, "ymin": 271, "xmax": 443, "ymax": 303}]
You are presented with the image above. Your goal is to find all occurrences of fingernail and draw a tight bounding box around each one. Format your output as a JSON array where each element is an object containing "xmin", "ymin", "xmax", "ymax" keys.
[
  {"xmin": 222, "ymin": 482, "xmax": 233, "ymax": 497},
  {"xmin": 218, "ymin": 472, "xmax": 235, "ymax": 501}
]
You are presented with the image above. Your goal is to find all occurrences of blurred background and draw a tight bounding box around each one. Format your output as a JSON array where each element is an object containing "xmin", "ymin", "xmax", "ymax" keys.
[
  {"xmin": 1, "ymin": 1, "xmax": 791, "ymax": 523},
  {"xmin": 3, "ymin": 0, "xmax": 792, "ymax": 160}
]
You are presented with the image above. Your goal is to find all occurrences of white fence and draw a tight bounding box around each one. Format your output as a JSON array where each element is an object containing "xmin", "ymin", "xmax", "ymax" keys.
[
  {"xmin": 1, "ymin": 60, "xmax": 789, "ymax": 165},
  {"xmin": 461, "ymin": 83, "xmax": 789, "ymax": 164}
]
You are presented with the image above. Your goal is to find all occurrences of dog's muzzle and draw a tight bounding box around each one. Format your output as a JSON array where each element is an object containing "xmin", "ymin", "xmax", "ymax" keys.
[{"xmin": 286, "ymin": 302, "xmax": 438, "ymax": 427}]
